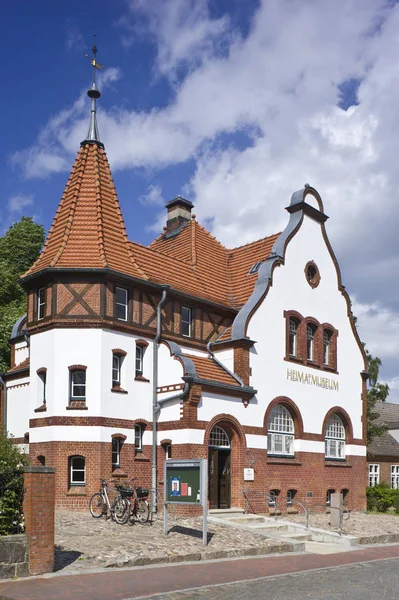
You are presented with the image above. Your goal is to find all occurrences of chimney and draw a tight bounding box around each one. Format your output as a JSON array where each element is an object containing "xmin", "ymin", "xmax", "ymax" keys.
[{"xmin": 164, "ymin": 195, "xmax": 194, "ymax": 237}]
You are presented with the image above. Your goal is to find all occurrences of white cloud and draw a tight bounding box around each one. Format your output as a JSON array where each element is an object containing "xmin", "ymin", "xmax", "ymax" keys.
[
  {"xmin": 138, "ymin": 184, "xmax": 164, "ymax": 206},
  {"xmin": 352, "ymin": 299, "xmax": 399, "ymax": 359},
  {"xmin": 65, "ymin": 22, "xmax": 85, "ymax": 53},
  {"xmin": 7, "ymin": 194, "xmax": 34, "ymax": 213}
]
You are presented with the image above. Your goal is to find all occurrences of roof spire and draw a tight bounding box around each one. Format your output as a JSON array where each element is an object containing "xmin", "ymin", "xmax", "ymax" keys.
[{"xmin": 82, "ymin": 35, "xmax": 105, "ymax": 147}]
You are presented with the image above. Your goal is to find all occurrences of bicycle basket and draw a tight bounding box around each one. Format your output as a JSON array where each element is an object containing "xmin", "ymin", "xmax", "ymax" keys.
[
  {"xmin": 136, "ymin": 487, "xmax": 149, "ymax": 498},
  {"xmin": 119, "ymin": 487, "xmax": 134, "ymax": 498}
]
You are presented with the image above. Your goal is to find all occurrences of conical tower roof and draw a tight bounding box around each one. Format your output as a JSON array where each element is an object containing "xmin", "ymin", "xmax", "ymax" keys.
[{"xmin": 23, "ymin": 142, "xmax": 147, "ymax": 280}]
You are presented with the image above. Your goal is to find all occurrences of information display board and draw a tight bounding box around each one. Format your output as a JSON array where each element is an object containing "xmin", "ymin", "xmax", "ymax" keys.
[
  {"xmin": 163, "ymin": 458, "xmax": 208, "ymax": 544},
  {"xmin": 165, "ymin": 461, "xmax": 202, "ymax": 504}
]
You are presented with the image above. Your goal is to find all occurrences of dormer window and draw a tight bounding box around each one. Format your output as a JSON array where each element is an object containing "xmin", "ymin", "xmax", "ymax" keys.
[
  {"xmin": 115, "ymin": 287, "xmax": 128, "ymax": 321},
  {"xmin": 181, "ymin": 306, "xmax": 192, "ymax": 337},
  {"xmin": 248, "ymin": 261, "xmax": 262, "ymax": 275},
  {"xmin": 37, "ymin": 287, "xmax": 46, "ymax": 320}
]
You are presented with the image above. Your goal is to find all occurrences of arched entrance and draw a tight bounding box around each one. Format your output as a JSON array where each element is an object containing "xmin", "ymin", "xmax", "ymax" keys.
[{"xmin": 208, "ymin": 426, "xmax": 231, "ymax": 509}]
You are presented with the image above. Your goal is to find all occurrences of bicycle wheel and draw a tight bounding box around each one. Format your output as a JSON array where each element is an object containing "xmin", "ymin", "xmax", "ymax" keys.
[
  {"xmin": 136, "ymin": 499, "xmax": 150, "ymax": 524},
  {"xmin": 89, "ymin": 492, "xmax": 105, "ymax": 518},
  {"xmin": 113, "ymin": 495, "xmax": 129, "ymax": 524}
]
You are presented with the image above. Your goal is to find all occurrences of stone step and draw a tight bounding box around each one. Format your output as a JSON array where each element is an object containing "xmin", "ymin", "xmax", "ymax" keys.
[
  {"xmin": 278, "ymin": 532, "xmax": 312, "ymax": 541},
  {"xmin": 305, "ymin": 540, "xmax": 348, "ymax": 555},
  {"xmin": 226, "ymin": 516, "xmax": 267, "ymax": 525},
  {"xmin": 247, "ymin": 524, "xmax": 290, "ymax": 533},
  {"xmin": 208, "ymin": 508, "xmax": 244, "ymax": 519}
]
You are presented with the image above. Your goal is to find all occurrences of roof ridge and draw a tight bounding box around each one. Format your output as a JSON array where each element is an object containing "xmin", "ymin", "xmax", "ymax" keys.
[
  {"xmin": 193, "ymin": 220, "xmax": 228, "ymax": 251},
  {"xmin": 50, "ymin": 145, "xmax": 87, "ymax": 267}
]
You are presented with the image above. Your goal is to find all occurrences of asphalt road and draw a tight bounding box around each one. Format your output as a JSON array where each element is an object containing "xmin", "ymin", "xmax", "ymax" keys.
[{"xmin": 141, "ymin": 557, "xmax": 399, "ymax": 600}]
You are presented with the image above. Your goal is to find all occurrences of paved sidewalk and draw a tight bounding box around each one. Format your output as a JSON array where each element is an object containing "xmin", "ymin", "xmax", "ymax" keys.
[{"xmin": 2, "ymin": 543, "xmax": 399, "ymax": 600}]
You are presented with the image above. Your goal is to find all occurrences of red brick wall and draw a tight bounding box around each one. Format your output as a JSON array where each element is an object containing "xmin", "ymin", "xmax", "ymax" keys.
[{"xmin": 23, "ymin": 466, "xmax": 55, "ymax": 575}]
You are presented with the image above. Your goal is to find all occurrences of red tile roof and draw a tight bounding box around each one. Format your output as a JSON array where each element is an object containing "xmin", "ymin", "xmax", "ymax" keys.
[
  {"xmin": 184, "ymin": 354, "xmax": 240, "ymax": 387},
  {"xmin": 24, "ymin": 143, "xmax": 280, "ymax": 311},
  {"xmin": 7, "ymin": 358, "xmax": 30, "ymax": 374}
]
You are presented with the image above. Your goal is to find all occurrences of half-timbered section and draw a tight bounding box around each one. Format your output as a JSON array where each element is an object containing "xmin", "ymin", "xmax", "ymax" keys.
[{"xmin": 0, "ymin": 74, "xmax": 368, "ymax": 513}]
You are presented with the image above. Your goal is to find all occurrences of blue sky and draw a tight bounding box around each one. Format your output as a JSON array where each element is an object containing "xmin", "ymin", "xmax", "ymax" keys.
[{"xmin": 1, "ymin": 0, "xmax": 399, "ymax": 398}]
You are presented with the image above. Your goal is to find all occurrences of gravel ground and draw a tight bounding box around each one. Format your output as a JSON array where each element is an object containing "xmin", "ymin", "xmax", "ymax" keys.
[
  {"xmin": 54, "ymin": 510, "xmax": 288, "ymax": 574},
  {"xmin": 286, "ymin": 510, "xmax": 399, "ymax": 536}
]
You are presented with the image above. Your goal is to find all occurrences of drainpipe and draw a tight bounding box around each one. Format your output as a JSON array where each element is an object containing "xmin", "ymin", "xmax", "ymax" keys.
[
  {"xmin": 152, "ymin": 285, "xmax": 169, "ymax": 513},
  {"xmin": 0, "ymin": 376, "xmax": 7, "ymax": 436}
]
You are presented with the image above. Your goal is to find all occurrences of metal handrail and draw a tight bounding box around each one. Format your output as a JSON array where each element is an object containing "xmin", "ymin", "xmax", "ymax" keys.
[
  {"xmin": 288, "ymin": 499, "xmax": 310, "ymax": 529},
  {"xmin": 243, "ymin": 490, "xmax": 279, "ymax": 521}
]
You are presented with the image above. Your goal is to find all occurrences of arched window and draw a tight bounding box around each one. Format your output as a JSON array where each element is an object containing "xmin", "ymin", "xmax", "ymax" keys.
[
  {"xmin": 69, "ymin": 456, "xmax": 85, "ymax": 486},
  {"xmin": 323, "ymin": 330, "xmax": 333, "ymax": 366},
  {"xmin": 289, "ymin": 318, "xmax": 299, "ymax": 357},
  {"xmin": 268, "ymin": 405, "xmax": 294, "ymax": 456},
  {"xmin": 307, "ymin": 324, "xmax": 317, "ymax": 361},
  {"xmin": 325, "ymin": 414, "xmax": 345, "ymax": 459},
  {"xmin": 209, "ymin": 426, "xmax": 230, "ymax": 448},
  {"xmin": 326, "ymin": 488, "xmax": 335, "ymax": 506},
  {"xmin": 135, "ymin": 424, "xmax": 144, "ymax": 451}
]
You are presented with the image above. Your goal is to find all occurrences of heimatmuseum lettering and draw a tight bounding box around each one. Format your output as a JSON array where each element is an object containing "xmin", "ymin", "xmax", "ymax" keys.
[{"xmin": 286, "ymin": 368, "xmax": 339, "ymax": 391}]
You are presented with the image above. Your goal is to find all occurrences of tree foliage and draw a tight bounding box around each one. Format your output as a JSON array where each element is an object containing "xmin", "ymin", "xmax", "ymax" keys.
[
  {"xmin": 0, "ymin": 434, "xmax": 30, "ymax": 535},
  {"xmin": 366, "ymin": 348, "xmax": 390, "ymax": 444},
  {"xmin": 0, "ymin": 217, "xmax": 45, "ymax": 372}
]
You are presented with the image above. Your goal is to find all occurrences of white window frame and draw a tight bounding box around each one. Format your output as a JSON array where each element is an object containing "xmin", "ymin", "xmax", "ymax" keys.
[
  {"xmin": 391, "ymin": 465, "xmax": 399, "ymax": 489},
  {"xmin": 112, "ymin": 439, "xmax": 121, "ymax": 467},
  {"xmin": 307, "ymin": 324, "xmax": 315, "ymax": 361},
  {"xmin": 70, "ymin": 370, "xmax": 86, "ymax": 400},
  {"xmin": 209, "ymin": 426, "xmax": 231, "ymax": 448},
  {"xmin": 115, "ymin": 287, "xmax": 128, "ymax": 321},
  {"xmin": 289, "ymin": 319, "xmax": 297, "ymax": 357},
  {"xmin": 368, "ymin": 464, "xmax": 380, "ymax": 487},
  {"xmin": 135, "ymin": 424, "xmax": 143, "ymax": 451},
  {"xmin": 267, "ymin": 405, "xmax": 295, "ymax": 456},
  {"xmin": 37, "ymin": 287, "xmax": 45, "ymax": 320},
  {"xmin": 325, "ymin": 414, "xmax": 345, "ymax": 459},
  {"xmin": 287, "ymin": 489, "xmax": 296, "ymax": 506},
  {"xmin": 165, "ymin": 444, "xmax": 172, "ymax": 460},
  {"xmin": 112, "ymin": 354, "xmax": 121, "ymax": 387},
  {"xmin": 135, "ymin": 345, "xmax": 143, "ymax": 377},
  {"xmin": 326, "ymin": 488, "xmax": 336, "ymax": 506},
  {"xmin": 70, "ymin": 456, "xmax": 85, "ymax": 485},
  {"xmin": 323, "ymin": 330, "xmax": 331, "ymax": 366},
  {"xmin": 37, "ymin": 370, "xmax": 47, "ymax": 405},
  {"xmin": 181, "ymin": 306, "xmax": 192, "ymax": 337}
]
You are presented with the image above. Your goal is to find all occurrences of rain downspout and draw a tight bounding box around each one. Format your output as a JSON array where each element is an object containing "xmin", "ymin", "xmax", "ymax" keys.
[
  {"xmin": 152, "ymin": 285, "xmax": 169, "ymax": 513},
  {"xmin": 0, "ymin": 376, "xmax": 7, "ymax": 436}
]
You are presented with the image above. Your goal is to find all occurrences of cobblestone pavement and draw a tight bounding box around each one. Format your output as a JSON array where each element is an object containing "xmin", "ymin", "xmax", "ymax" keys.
[
  {"xmin": 286, "ymin": 510, "xmax": 399, "ymax": 537},
  {"xmin": 141, "ymin": 557, "xmax": 399, "ymax": 600},
  {"xmin": 55, "ymin": 510, "xmax": 288, "ymax": 573}
]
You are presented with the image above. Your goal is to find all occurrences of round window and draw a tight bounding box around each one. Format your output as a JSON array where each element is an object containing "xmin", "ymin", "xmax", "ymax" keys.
[{"xmin": 305, "ymin": 261, "xmax": 320, "ymax": 288}]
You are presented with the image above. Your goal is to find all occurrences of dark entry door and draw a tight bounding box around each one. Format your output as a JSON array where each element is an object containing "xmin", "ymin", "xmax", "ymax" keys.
[{"xmin": 208, "ymin": 448, "xmax": 231, "ymax": 509}]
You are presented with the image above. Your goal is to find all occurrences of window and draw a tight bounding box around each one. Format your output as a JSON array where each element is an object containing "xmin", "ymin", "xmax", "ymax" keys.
[
  {"xmin": 115, "ymin": 287, "xmax": 128, "ymax": 321},
  {"xmin": 69, "ymin": 456, "xmax": 85, "ymax": 486},
  {"xmin": 70, "ymin": 370, "xmax": 86, "ymax": 400},
  {"xmin": 37, "ymin": 455, "xmax": 45, "ymax": 466},
  {"xmin": 135, "ymin": 424, "xmax": 143, "ymax": 451},
  {"xmin": 325, "ymin": 414, "xmax": 345, "ymax": 459},
  {"xmin": 323, "ymin": 330, "xmax": 332, "ymax": 365},
  {"xmin": 165, "ymin": 444, "xmax": 172, "ymax": 460},
  {"xmin": 289, "ymin": 319, "xmax": 298, "ymax": 357},
  {"xmin": 305, "ymin": 261, "xmax": 320, "ymax": 288},
  {"xmin": 368, "ymin": 464, "xmax": 380, "ymax": 487},
  {"xmin": 287, "ymin": 489, "xmax": 296, "ymax": 506},
  {"xmin": 269, "ymin": 489, "xmax": 279, "ymax": 507},
  {"xmin": 267, "ymin": 405, "xmax": 294, "ymax": 456},
  {"xmin": 326, "ymin": 488, "xmax": 336, "ymax": 506},
  {"xmin": 37, "ymin": 370, "xmax": 47, "ymax": 405},
  {"xmin": 135, "ymin": 345, "xmax": 143, "ymax": 377},
  {"xmin": 248, "ymin": 261, "xmax": 262, "ymax": 275},
  {"xmin": 181, "ymin": 306, "xmax": 192, "ymax": 337},
  {"xmin": 112, "ymin": 439, "xmax": 121, "ymax": 467},
  {"xmin": 307, "ymin": 324, "xmax": 316, "ymax": 361},
  {"xmin": 37, "ymin": 287, "xmax": 46, "ymax": 320},
  {"xmin": 209, "ymin": 426, "xmax": 231, "ymax": 448},
  {"xmin": 112, "ymin": 354, "xmax": 121, "ymax": 387},
  {"xmin": 391, "ymin": 466, "xmax": 399, "ymax": 489}
]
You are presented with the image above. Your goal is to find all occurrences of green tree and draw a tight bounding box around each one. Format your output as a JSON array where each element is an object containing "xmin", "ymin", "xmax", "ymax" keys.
[
  {"xmin": 0, "ymin": 217, "xmax": 45, "ymax": 372},
  {"xmin": 0, "ymin": 433, "xmax": 30, "ymax": 535},
  {"xmin": 366, "ymin": 348, "xmax": 390, "ymax": 444}
]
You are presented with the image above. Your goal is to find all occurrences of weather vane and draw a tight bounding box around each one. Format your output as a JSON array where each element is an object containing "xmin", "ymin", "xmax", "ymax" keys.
[{"xmin": 84, "ymin": 34, "xmax": 104, "ymax": 87}]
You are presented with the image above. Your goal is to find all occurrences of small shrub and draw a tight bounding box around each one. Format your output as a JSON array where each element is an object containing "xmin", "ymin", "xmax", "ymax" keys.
[
  {"xmin": 0, "ymin": 434, "xmax": 29, "ymax": 535},
  {"xmin": 367, "ymin": 483, "xmax": 399, "ymax": 513}
]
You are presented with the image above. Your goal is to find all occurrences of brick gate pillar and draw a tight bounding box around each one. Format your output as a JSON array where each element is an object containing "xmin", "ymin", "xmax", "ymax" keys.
[{"xmin": 23, "ymin": 466, "xmax": 56, "ymax": 575}]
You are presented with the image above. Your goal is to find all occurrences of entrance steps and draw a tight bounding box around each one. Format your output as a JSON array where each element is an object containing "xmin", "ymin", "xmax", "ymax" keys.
[
  {"xmin": 207, "ymin": 513, "xmax": 359, "ymax": 554},
  {"xmin": 208, "ymin": 508, "xmax": 245, "ymax": 519}
]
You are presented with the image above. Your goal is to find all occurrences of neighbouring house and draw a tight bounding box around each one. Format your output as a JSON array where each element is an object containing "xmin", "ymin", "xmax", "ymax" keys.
[
  {"xmin": 368, "ymin": 401, "xmax": 399, "ymax": 489},
  {"xmin": 0, "ymin": 62, "xmax": 368, "ymax": 513}
]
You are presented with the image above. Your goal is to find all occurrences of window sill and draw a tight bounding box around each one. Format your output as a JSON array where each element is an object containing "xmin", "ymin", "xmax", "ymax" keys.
[
  {"xmin": 323, "ymin": 365, "xmax": 338, "ymax": 374},
  {"xmin": 66, "ymin": 402, "xmax": 88, "ymax": 410},
  {"xmin": 111, "ymin": 386, "xmax": 128, "ymax": 394},
  {"xmin": 135, "ymin": 375, "xmax": 150, "ymax": 383},
  {"xmin": 135, "ymin": 453, "xmax": 150, "ymax": 462},
  {"xmin": 267, "ymin": 456, "xmax": 301, "ymax": 465},
  {"xmin": 285, "ymin": 356, "xmax": 304, "ymax": 365},
  {"xmin": 66, "ymin": 488, "xmax": 87, "ymax": 496},
  {"xmin": 325, "ymin": 460, "xmax": 351, "ymax": 468},
  {"xmin": 112, "ymin": 471, "xmax": 128, "ymax": 478},
  {"xmin": 34, "ymin": 404, "xmax": 47, "ymax": 413}
]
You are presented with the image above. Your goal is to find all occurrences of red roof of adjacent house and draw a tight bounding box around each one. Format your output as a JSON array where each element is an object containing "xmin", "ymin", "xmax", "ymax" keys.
[
  {"xmin": 24, "ymin": 143, "xmax": 280, "ymax": 310},
  {"xmin": 7, "ymin": 358, "xmax": 30, "ymax": 374}
]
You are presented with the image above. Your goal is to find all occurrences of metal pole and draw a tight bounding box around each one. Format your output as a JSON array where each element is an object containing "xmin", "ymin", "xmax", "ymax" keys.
[
  {"xmin": 152, "ymin": 285, "xmax": 169, "ymax": 514},
  {"xmin": 201, "ymin": 458, "xmax": 208, "ymax": 545}
]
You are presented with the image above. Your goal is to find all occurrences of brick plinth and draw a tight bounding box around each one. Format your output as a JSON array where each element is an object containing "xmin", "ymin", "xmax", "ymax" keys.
[{"xmin": 23, "ymin": 466, "xmax": 55, "ymax": 575}]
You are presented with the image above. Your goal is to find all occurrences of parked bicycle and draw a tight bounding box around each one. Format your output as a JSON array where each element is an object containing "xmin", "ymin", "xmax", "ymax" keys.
[
  {"xmin": 89, "ymin": 478, "xmax": 126, "ymax": 523},
  {"xmin": 115, "ymin": 478, "xmax": 150, "ymax": 525}
]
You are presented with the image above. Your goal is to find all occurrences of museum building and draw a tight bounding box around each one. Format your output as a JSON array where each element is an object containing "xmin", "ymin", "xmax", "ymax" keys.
[{"xmin": 0, "ymin": 66, "xmax": 368, "ymax": 513}]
